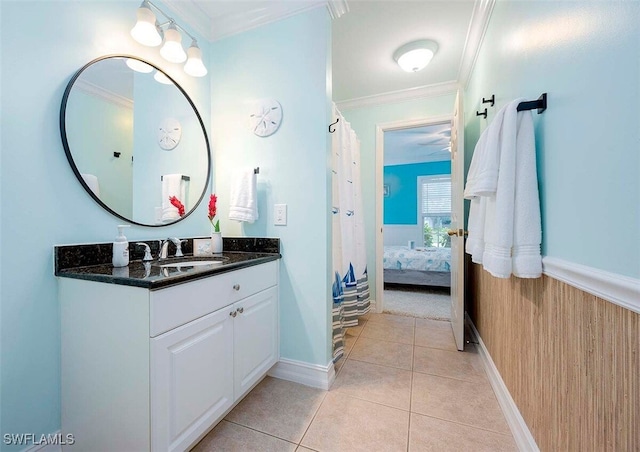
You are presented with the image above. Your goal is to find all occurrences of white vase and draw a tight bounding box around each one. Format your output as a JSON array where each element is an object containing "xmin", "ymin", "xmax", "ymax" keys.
[{"xmin": 211, "ymin": 231, "xmax": 223, "ymax": 254}]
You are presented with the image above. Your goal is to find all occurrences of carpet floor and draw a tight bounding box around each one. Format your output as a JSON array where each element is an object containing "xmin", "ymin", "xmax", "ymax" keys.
[{"xmin": 382, "ymin": 285, "xmax": 451, "ymax": 320}]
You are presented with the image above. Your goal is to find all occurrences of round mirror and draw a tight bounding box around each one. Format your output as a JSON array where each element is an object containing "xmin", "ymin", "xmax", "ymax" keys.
[{"xmin": 60, "ymin": 55, "xmax": 211, "ymax": 227}]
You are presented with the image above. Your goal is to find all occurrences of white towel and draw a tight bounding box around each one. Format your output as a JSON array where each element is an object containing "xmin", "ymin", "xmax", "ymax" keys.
[
  {"xmin": 162, "ymin": 174, "xmax": 186, "ymax": 222},
  {"xmin": 511, "ymin": 107, "xmax": 542, "ymax": 277},
  {"xmin": 81, "ymin": 173, "xmax": 100, "ymax": 198},
  {"xmin": 464, "ymin": 99, "xmax": 542, "ymax": 279},
  {"xmin": 229, "ymin": 169, "xmax": 258, "ymax": 223}
]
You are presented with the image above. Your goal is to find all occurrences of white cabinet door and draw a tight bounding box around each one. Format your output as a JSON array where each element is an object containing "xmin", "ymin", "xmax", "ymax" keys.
[
  {"xmin": 233, "ymin": 286, "xmax": 279, "ymax": 398},
  {"xmin": 151, "ymin": 307, "xmax": 235, "ymax": 452}
]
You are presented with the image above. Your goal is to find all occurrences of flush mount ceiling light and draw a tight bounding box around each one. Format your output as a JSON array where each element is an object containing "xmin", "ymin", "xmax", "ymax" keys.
[
  {"xmin": 393, "ymin": 40, "xmax": 439, "ymax": 73},
  {"xmin": 130, "ymin": 0, "xmax": 207, "ymax": 77}
]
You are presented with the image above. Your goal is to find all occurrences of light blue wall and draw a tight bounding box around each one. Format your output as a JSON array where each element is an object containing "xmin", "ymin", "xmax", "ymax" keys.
[
  {"xmin": 341, "ymin": 94, "xmax": 455, "ymax": 301},
  {"xmin": 132, "ymin": 75, "xmax": 209, "ymax": 224},
  {"xmin": 464, "ymin": 0, "xmax": 640, "ymax": 278},
  {"xmin": 384, "ymin": 161, "xmax": 451, "ymax": 224},
  {"xmin": 0, "ymin": 1, "xmax": 211, "ymax": 448},
  {"xmin": 66, "ymin": 89, "xmax": 134, "ymax": 217},
  {"xmin": 210, "ymin": 8, "xmax": 332, "ymax": 366}
]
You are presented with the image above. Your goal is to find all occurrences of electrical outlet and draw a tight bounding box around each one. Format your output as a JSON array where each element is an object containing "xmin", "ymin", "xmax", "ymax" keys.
[{"xmin": 274, "ymin": 204, "xmax": 287, "ymax": 226}]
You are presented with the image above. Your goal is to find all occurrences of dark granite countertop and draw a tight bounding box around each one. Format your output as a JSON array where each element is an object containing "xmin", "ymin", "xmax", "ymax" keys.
[{"xmin": 54, "ymin": 237, "xmax": 280, "ymax": 290}]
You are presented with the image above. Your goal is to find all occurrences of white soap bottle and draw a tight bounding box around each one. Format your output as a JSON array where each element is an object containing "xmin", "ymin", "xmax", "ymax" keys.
[{"xmin": 112, "ymin": 225, "xmax": 131, "ymax": 268}]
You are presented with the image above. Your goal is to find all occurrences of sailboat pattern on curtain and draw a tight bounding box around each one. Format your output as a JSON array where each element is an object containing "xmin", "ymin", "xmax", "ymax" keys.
[{"xmin": 331, "ymin": 104, "xmax": 370, "ymax": 361}]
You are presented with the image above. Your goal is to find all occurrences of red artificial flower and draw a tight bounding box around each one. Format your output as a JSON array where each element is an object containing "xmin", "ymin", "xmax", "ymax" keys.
[
  {"xmin": 208, "ymin": 194, "xmax": 217, "ymax": 221},
  {"xmin": 208, "ymin": 194, "xmax": 220, "ymax": 232},
  {"xmin": 169, "ymin": 196, "xmax": 185, "ymax": 216}
]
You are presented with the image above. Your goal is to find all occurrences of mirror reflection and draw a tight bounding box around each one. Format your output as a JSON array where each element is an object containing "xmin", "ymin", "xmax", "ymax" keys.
[{"xmin": 61, "ymin": 56, "xmax": 210, "ymax": 226}]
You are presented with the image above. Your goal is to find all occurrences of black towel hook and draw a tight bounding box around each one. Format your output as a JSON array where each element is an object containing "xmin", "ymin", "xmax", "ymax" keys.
[
  {"xmin": 482, "ymin": 95, "xmax": 495, "ymax": 107},
  {"xmin": 329, "ymin": 118, "xmax": 340, "ymax": 133}
]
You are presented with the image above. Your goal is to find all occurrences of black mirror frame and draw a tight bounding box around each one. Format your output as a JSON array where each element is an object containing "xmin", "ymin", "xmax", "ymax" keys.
[{"xmin": 59, "ymin": 54, "xmax": 211, "ymax": 227}]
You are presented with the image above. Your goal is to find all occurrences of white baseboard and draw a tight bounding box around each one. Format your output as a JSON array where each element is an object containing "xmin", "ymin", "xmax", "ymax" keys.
[
  {"xmin": 466, "ymin": 315, "xmax": 539, "ymax": 452},
  {"xmin": 542, "ymin": 256, "xmax": 640, "ymax": 315},
  {"xmin": 268, "ymin": 358, "xmax": 335, "ymax": 390},
  {"xmin": 19, "ymin": 431, "xmax": 63, "ymax": 452}
]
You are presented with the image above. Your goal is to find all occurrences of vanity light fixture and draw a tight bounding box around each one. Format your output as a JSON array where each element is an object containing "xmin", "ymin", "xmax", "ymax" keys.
[
  {"xmin": 393, "ymin": 39, "xmax": 439, "ymax": 73},
  {"xmin": 131, "ymin": 0, "xmax": 207, "ymax": 77},
  {"xmin": 160, "ymin": 24, "xmax": 187, "ymax": 63},
  {"xmin": 130, "ymin": 1, "xmax": 162, "ymax": 47},
  {"xmin": 153, "ymin": 71, "xmax": 173, "ymax": 85},
  {"xmin": 126, "ymin": 58, "xmax": 153, "ymax": 73},
  {"xmin": 183, "ymin": 40, "xmax": 208, "ymax": 77}
]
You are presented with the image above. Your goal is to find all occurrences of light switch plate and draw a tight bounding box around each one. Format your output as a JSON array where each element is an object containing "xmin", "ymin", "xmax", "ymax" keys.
[{"xmin": 274, "ymin": 204, "xmax": 287, "ymax": 226}]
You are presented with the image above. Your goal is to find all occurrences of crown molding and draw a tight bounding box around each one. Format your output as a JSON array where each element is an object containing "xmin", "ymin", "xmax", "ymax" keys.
[
  {"xmin": 74, "ymin": 79, "xmax": 133, "ymax": 110},
  {"xmin": 336, "ymin": 80, "xmax": 458, "ymax": 111},
  {"xmin": 159, "ymin": 1, "xmax": 212, "ymax": 41},
  {"xmin": 327, "ymin": 0, "xmax": 349, "ymax": 19},
  {"xmin": 457, "ymin": 0, "xmax": 496, "ymax": 90},
  {"xmin": 162, "ymin": 1, "xmax": 332, "ymax": 42}
]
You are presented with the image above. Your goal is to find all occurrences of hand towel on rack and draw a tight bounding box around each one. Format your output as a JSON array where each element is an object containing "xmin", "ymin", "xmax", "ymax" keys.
[
  {"xmin": 229, "ymin": 168, "xmax": 258, "ymax": 223},
  {"xmin": 480, "ymin": 99, "xmax": 521, "ymax": 278},
  {"xmin": 80, "ymin": 173, "xmax": 100, "ymax": 199},
  {"xmin": 162, "ymin": 174, "xmax": 186, "ymax": 222},
  {"xmin": 464, "ymin": 105, "xmax": 508, "ymax": 198},
  {"xmin": 511, "ymin": 107, "xmax": 542, "ymax": 278},
  {"xmin": 465, "ymin": 103, "xmax": 508, "ymax": 263}
]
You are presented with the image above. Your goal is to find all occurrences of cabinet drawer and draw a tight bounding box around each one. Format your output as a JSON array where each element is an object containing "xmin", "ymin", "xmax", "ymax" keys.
[{"xmin": 150, "ymin": 261, "xmax": 277, "ymax": 337}]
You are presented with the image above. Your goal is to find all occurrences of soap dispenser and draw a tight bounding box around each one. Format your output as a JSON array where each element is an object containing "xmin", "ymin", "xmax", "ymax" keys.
[{"xmin": 112, "ymin": 225, "xmax": 131, "ymax": 268}]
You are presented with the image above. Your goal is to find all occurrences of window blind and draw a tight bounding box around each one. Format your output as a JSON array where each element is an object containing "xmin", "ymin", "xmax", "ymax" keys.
[{"xmin": 420, "ymin": 176, "xmax": 451, "ymax": 215}]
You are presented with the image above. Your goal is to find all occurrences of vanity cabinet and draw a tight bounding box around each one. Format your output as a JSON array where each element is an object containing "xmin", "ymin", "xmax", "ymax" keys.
[
  {"xmin": 151, "ymin": 286, "xmax": 278, "ymax": 452},
  {"xmin": 59, "ymin": 261, "xmax": 278, "ymax": 452}
]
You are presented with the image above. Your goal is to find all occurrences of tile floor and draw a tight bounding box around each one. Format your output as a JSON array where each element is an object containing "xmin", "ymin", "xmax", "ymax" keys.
[{"xmin": 192, "ymin": 312, "xmax": 518, "ymax": 452}]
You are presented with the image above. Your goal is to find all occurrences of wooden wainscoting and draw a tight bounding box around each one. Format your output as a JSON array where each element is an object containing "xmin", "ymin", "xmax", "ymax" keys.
[{"xmin": 469, "ymin": 263, "xmax": 639, "ymax": 451}]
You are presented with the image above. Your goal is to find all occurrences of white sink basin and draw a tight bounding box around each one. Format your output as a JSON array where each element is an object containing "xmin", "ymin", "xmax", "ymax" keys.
[{"xmin": 159, "ymin": 260, "xmax": 223, "ymax": 268}]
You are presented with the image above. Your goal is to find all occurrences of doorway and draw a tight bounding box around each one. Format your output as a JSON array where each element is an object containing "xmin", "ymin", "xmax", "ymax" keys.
[{"xmin": 375, "ymin": 116, "xmax": 453, "ymax": 319}]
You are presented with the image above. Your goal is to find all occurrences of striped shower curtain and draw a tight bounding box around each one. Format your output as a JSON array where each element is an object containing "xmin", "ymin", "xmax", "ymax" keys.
[{"xmin": 331, "ymin": 104, "xmax": 370, "ymax": 361}]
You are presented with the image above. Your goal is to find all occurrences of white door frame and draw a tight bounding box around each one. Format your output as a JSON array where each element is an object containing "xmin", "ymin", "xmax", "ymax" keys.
[{"xmin": 374, "ymin": 114, "xmax": 453, "ymax": 313}]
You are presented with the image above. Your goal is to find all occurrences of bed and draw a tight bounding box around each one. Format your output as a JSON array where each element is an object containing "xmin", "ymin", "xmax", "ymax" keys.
[{"xmin": 383, "ymin": 246, "xmax": 451, "ymax": 288}]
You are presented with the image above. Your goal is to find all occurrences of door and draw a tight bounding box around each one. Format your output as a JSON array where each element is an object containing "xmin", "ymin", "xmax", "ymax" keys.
[
  {"xmin": 449, "ymin": 90, "xmax": 466, "ymax": 351},
  {"xmin": 233, "ymin": 286, "xmax": 278, "ymax": 398},
  {"xmin": 151, "ymin": 307, "xmax": 234, "ymax": 452}
]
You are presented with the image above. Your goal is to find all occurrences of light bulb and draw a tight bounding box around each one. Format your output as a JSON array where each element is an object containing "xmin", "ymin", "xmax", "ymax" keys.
[
  {"xmin": 160, "ymin": 24, "xmax": 187, "ymax": 63},
  {"xmin": 126, "ymin": 58, "xmax": 153, "ymax": 73},
  {"xmin": 184, "ymin": 41, "xmax": 207, "ymax": 77},
  {"xmin": 130, "ymin": 1, "xmax": 162, "ymax": 47},
  {"xmin": 154, "ymin": 71, "xmax": 173, "ymax": 85}
]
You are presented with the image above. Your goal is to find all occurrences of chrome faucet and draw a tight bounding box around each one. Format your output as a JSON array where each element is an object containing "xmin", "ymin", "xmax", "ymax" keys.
[{"xmin": 159, "ymin": 238, "xmax": 186, "ymax": 259}]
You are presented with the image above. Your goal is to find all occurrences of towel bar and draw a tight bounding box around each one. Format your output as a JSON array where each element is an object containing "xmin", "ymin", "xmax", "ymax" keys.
[
  {"xmin": 160, "ymin": 175, "xmax": 190, "ymax": 181},
  {"xmin": 517, "ymin": 93, "xmax": 547, "ymax": 114}
]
